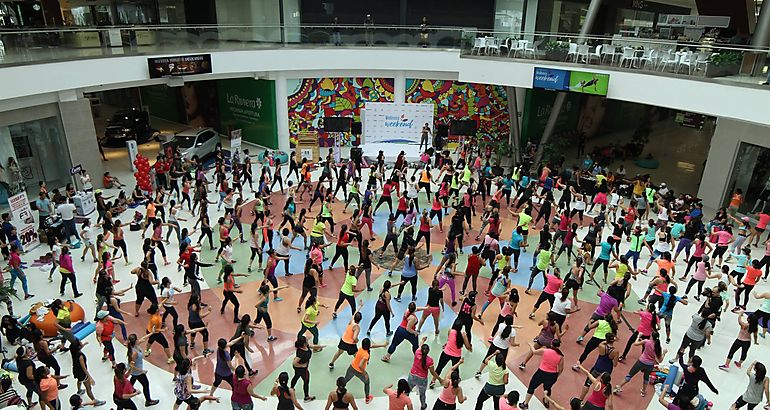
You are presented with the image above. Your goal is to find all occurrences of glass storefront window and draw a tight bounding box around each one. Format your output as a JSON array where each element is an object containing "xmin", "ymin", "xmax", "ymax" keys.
[
  {"xmin": 0, "ymin": 117, "xmax": 71, "ymax": 209},
  {"xmin": 724, "ymin": 142, "xmax": 770, "ymax": 214},
  {"xmin": 495, "ymin": 0, "xmax": 525, "ymax": 35}
]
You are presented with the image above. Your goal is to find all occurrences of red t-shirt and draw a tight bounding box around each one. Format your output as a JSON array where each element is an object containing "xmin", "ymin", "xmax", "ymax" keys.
[
  {"xmin": 744, "ymin": 267, "xmax": 762, "ymax": 286},
  {"xmin": 114, "ymin": 376, "xmax": 135, "ymax": 397},
  {"xmin": 466, "ymin": 254, "xmax": 482, "ymax": 276}
]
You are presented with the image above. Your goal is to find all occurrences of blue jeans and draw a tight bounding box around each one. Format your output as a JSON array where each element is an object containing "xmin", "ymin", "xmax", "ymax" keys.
[
  {"xmin": 10, "ymin": 268, "xmax": 29, "ymax": 296},
  {"xmin": 231, "ymin": 402, "xmax": 253, "ymax": 410},
  {"xmin": 625, "ymin": 250, "xmax": 640, "ymax": 270},
  {"xmin": 64, "ymin": 219, "xmax": 80, "ymax": 242}
]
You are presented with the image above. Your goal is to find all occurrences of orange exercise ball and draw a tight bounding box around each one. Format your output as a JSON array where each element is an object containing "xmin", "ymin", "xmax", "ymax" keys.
[{"xmin": 29, "ymin": 301, "xmax": 86, "ymax": 337}]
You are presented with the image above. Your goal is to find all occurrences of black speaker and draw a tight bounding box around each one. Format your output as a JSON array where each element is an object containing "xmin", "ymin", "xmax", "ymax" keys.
[
  {"xmin": 450, "ymin": 120, "xmax": 477, "ymax": 136},
  {"xmin": 351, "ymin": 122, "xmax": 362, "ymax": 135},
  {"xmin": 351, "ymin": 147, "xmax": 363, "ymax": 163},
  {"xmin": 436, "ymin": 124, "xmax": 449, "ymax": 138},
  {"xmin": 323, "ymin": 117, "xmax": 352, "ymax": 133}
]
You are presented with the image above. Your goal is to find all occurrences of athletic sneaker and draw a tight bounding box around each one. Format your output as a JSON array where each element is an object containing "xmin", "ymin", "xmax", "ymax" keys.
[
  {"xmin": 267, "ymin": 336, "xmax": 278, "ymax": 342},
  {"xmin": 718, "ymin": 364, "xmax": 729, "ymax": 371},
  {"xmin": 366, "ymin": 395, "xmax": 374, "ymax": 404}
]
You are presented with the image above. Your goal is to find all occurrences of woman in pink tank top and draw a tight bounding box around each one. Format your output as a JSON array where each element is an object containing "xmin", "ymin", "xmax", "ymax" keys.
[
  {"xmin": 431, "ymin": 361, "xmax": 466, "ymax": 410},
  {"xmin": 519, "ymin": 340, "xmax": 564, "ymax": 409},
  {"xmin": 577, "ymin": 364, "xmax": 613, "ymax": 409}
]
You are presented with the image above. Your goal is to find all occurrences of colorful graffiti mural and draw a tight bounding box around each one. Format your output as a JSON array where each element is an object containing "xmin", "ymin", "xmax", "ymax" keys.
[
  {"xmin": 287, "ymin": 78, "xmax": 395, "ymax": 147},
  {"xmin": 405, "ymin": 79, "xmax": 510, "ymax": 142}
]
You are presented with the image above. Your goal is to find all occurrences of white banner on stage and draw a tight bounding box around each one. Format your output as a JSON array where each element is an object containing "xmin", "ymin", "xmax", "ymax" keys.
[{"xmin": 364, "ymin": 102, "xmax": 434, "ymax": 144}]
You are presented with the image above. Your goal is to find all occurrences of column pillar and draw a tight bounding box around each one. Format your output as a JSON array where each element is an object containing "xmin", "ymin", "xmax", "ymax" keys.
[
  {"xmin": 273, "ymin": 74, "xmax": 291, "ymax": 153},
  {"xmin": 531, "ymin": 0, "xmax": 602, "ymax": 169},
  {"xmin": 753, "ymin": 0, "xmax": 770, "ymax": 49},
  {"xmin": 393, "ymin": 72, "xmax": 406, "ymax": 103},
  {"xmin": 58, "ymin": 98, "xmax": 105, "ymax": 187},
  {"xmin": 505, "ymin": 86, "xmax": 521, "ymax": 163}
]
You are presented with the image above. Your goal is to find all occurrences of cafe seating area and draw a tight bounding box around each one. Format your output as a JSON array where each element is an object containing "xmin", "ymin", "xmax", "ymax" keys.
[{"xmin": 469, "ymin": 35, "xmax": 719, "ymax": 76}]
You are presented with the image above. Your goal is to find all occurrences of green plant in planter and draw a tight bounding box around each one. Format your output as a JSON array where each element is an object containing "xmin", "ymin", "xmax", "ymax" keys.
[
  {"xmin": 710, "ymin": 51, "xmax": 742, "ymax": 66},
  {"xmin": 544, "ymin": 40, "xmax": 569, "ymax": 52}
]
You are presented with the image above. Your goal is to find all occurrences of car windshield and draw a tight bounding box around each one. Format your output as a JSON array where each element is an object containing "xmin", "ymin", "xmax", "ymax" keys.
[{"xmin": 175, "ymin": 135, "xmax": 196, "ymax": 148}]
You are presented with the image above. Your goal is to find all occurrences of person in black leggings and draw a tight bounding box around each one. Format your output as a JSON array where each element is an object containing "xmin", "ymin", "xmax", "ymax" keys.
[
  {"xmin": 292, "ymin": 335, "xmax": 323, "ymax": 401},
  {"xmin": 229, "ymin": 315, "xmax": 258, "ymax": 376},
  {"xmin": 368, "ymin": 280, "xmax": 395, "ymax": 336}
]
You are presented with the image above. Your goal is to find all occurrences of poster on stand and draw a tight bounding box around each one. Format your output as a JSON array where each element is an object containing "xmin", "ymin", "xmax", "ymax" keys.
[
  {"xmin": 9, "ymin": 192, "xmax": 39, "ymax": 250},
  {"xmin": 127, "ymin": 140, "xmax": 139, "ymax": 171},
  {"xmin": 363, "ymin": 102, "xmax": 434, "ymax": 144},
  {"xmin": 230, "ymin": 129, "xmax": 242, "ymax": 165}
]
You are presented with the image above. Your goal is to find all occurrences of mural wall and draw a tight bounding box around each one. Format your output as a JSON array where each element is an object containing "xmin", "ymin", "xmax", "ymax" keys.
[
  {"xmin": 287, "ymin": 78, "xmax": 395, "ymax": 147},
  {"xmin": 405, "ymin": 79, "xmax": 510, "ymax": 142}
]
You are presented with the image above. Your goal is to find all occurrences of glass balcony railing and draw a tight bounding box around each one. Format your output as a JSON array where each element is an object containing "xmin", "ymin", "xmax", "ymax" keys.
[
  {"xmin": 0, "ymin": 25, "xmax": 769, "ymax": 89},
  {"xmin": 460, "ymin": 29, "xmax": 770, "ymax": 86},
  {"xmin": 0, "ymin": 24, "xmax": 465, "ymax": 66}
]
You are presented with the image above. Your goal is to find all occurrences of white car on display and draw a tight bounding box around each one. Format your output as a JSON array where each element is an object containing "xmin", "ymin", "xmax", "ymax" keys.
[{"xmin": 165, "ymin": 127, "xmax": 220, "ymax": 160}]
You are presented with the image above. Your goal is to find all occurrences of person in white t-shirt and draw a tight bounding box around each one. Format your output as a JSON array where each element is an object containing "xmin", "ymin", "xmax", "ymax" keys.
[
  {"xmin": 57, "ymin": 200, "xmax": 80, "ymax": 244},
  {"xmin": 476, "ymin": 315, "xmax": 521, "ymax": 375},
  {"xmin": 79, "ymin": 220, "xmax": 97, "ymax": 262},
  {"xmin": 550, "ymin": 288, "xmax": 578, "ymax": 328}
]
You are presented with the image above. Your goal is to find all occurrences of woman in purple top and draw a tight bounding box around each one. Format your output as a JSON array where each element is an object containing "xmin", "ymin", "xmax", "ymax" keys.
[
  {"xmin": 230, "ymin": 365, "xmax": 267, "ymax": 408},
  {"xmin": 577, "ymin": 291, "xmax": 620, "ymax": 342}
]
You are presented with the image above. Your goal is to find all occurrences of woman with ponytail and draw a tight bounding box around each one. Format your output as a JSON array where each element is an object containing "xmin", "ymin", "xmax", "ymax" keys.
[
  {"xmin": 474, "ymin": 351, "xmax": 509, "ymax": 410},
  {"xmin": 324, "ymin": 377, "xmax": 358, "ymax": 410},
  {"xmin": 519, "ymin": 339, "xmax": 564, "ymax": 409},
  {"xmin": 383, "ymin": 378, "xmax": 413, "ymax": 410},
  {"xmin": 408, "ymin": 338, "xmax": 441, "ymax": 410},
  {"xmin": 579, "ymin": 333, "xmax": 618, "ymax": 402},
  {"xmin": 209, "ymin": 338, "xmax": 237, "ymax": 396},
  {"xmin": 576, "ymin": 366, "xmax": 613, "ymax": 410},
  {"xmin": 125, "ymin": 333, "xmax": 159, "ymax": 406},
  {"xmin": 478, "ymin": 315, "xmax": 520, "ymax": 367},
  {"xmin": 675, "ymin": 309, "xmax": 714, "ymax": 361},
  {"xmin": 615, "ymin": 331, "xmax": 665, "ymax": 397},
  {"xmin": 619, "ymin": 304, "xmax": 659, "ymax": 362},
  {"xmin": 431, "ymin": 361, "xmax": 466, "ymax": 410},
  {"xmin": 575, "ymin": 313, "xmax": 618, "ymax": 367},
  {"xmin": 113, "ymin": 362, "xmax": 141, "ymax": 409},
  {"xmin": 271, "ymin": 371, "xmax": 304, "ymax": 410}
]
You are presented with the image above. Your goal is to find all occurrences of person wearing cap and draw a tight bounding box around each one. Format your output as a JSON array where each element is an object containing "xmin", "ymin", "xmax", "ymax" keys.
[{"xmin": 95, "ymin": 309, "xmax": 126, "ymax": 367}]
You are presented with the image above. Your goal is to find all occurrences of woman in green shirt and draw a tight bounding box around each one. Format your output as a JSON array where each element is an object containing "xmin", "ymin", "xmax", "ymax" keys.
[
  {"xmin": 333, "ymin": 266, "xmax": 362, "ymax": 319},
  {"xmin": 575, "ymin": 314, "xmax": 618, "ymax": 367},
  {"xmin": 298, "ymin": 296, "xmax": 328, "ymax": 345},
  {"xmin": 474, "ymin": 351, "xmax": 509, "ymax": 408}
]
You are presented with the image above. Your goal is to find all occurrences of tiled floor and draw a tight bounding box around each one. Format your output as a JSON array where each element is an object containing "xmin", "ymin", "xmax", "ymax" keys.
[{"xmin": 3, "ymin": 142, "xmax": 770, "ymax": 410}]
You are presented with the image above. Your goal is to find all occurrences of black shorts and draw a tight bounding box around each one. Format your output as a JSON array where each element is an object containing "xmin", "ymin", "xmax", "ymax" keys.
[
  {"xmin": 338, "ymin": 340, "xmax": 358, "ymax": 355},
  {"xmin": 147, "ymin": 332, "xmax": 169, "ymax": 348},
  {"xmin": 565, "ymin": 278, "xmax": 582, "ymax": 290}
]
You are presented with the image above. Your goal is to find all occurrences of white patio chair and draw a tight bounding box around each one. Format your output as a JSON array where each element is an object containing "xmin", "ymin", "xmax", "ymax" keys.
[
  {"xmin": 676, "ymin": 51, "xmax": 694, "ymax": 74},
  {"xmin": 471, "ymin": 37, "xmax": 485, "ymax": 55},
  {"xmin": 619, "ymin": 47, "xmax": 639, "ymax": 68},
  {"xmin": 587, "ymin": 44, "xmax": 602, "ymax": 64},
  {"xmin": 507, "ymin": 39, "xmax": 522, "ymax": 57},
  {"xmin": 523, "ymin": 40, "xmax": 538, "ymax": 58},
  {"xmin": 658, "ymin": 50, "xmax": 680, "ymax": 72},
  {"xmin": 576, "ymin": 44, "xmax": 590, "ymax": 63},
  {"xmin": 601, "ymin": 45, "xmax": 617, "ymax": 64},
  {"xmin": 566, "ymin": 43, "xmax": 578, "ymax": 62},
  {"xmin": 692, "ymin": 52, "xmax": 712, "ymax": 74},
  {"xmin": 638, "ymin": 48, "xmax": 656, "ymax": 69},
  {"xmin": 485, "ymin": 37, "xmax": 501, "ymax": 55}
]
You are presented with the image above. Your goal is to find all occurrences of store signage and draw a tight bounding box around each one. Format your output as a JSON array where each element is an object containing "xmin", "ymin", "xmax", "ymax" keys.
[
  {"xmin": 533, "ymin": 68, "xmax": 570, "ymax": 91},
  {"xmin": 9, "ymin": 192, "xmax": 40, "ymax": 249},
  {"xmin": 69, "ymin": 164, "xmax": 82, "ymax": 175},
  {"xmin": 363, "ymin": 102, "xmax": 434, "ymax": 144},
  {"xmin": 532, "ymin": 67, "xmax": 610, "ymax": 96},
  {"xmin": 148, "ymin": 54, "xmax": 212, "ymax": 78},
  {"xmin": 230, "ymin": 129, "xmax": 243, "ymax": 164}
]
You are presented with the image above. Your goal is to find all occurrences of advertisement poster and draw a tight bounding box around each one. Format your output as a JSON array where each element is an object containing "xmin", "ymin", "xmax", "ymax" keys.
[
  {"xmin": 363, "ymin": 102, "xmax": 434, "ymax": 144},
  {"xmin": 568, "ymin": 71, "xmax": 610, "ymax": 96},
  {"xmin": 127, "ymin": 140, "xmax": 138, "ymax": 171},
  {"xmin": 230, "ymin": 129, "xmax": 242, "ymax": 164},
  {"xmin": 532, "ymin": 67, "xmax": 610, "ymax": 96},
  {"xmin": 533, "ymin": 68, "xmax": 570, "ymax": 91},
  {"xmin": 218, "ymin": 79, "xmax": 279, "ymax": 149},
  {"xmin": 9, "ymin": 192, "xmax": 39, "ymax": 250}
]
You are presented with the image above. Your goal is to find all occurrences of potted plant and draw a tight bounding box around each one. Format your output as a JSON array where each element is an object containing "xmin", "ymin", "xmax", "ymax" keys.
[
  {"xmin": 544, "ymin": 40, "xmax": 569, "ymax": 61},
  {"xmin": 705, "ymin": 51, "xmax": 742, "ymax": 78}
]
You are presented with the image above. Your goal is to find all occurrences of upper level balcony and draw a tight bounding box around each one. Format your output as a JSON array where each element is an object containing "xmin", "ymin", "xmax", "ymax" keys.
[{"xmin": 0, "ymin": 24, "xmax": 767, "ymax": 90}]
